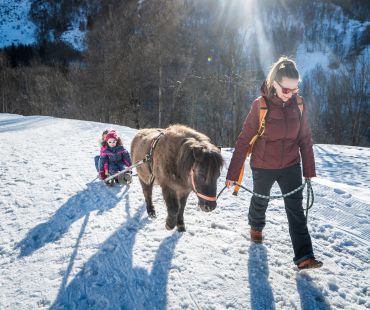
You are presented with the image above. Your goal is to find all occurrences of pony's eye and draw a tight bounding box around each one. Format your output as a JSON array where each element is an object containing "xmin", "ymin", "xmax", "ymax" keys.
[{"xmin": 198, "ymin": 174, "xmax": 206, "ymax": 182}]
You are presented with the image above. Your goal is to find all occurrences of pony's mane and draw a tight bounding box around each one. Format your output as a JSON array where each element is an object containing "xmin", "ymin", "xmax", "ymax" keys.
[
  {"xmin": 199, "ymin": 149, "xmax": 224, "ymax": 182},
  {"xmin": 168, "ymin": 124, "xmax": 211, "ymax": 143},
  {"xmin": 176, "ymin": 136, "xmax": 223, "ymax": 182}
]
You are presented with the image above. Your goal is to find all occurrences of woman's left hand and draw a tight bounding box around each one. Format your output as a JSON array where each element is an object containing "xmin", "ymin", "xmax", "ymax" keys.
[{"xmin": 225, "ymin": 180, "xmax": 235, "ymax": 188}]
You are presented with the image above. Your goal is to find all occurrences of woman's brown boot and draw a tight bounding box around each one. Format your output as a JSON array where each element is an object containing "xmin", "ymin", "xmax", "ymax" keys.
[{"xmin": 250, "ymin": 228, "xmax": 263, "ymax": 243}]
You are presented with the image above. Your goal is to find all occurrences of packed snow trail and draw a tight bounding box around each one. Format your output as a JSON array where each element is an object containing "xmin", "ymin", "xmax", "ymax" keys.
[{"xmin": 0, "ymin": 114, "xmax": 369, "ymax": 309}]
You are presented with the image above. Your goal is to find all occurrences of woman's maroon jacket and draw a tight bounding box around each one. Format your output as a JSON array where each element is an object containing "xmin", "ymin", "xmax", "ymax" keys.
[{"xmin": 226, "ymin": 94, "xmax": 316, "ymax": 181}]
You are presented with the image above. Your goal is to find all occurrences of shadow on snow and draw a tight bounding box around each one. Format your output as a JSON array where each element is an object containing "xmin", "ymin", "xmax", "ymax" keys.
[
  {"xmin": 296, "ymin": 272, "xmax": 331, "ymax": 310},
  {"xmin": 16, "ymin": 181, "xmax": 128, "ymax": 257},
  {"xmin": 248, "ymin": 244, "xmax": 275, "ymax": 310},
  {"xmin": 0, "ymin": 115, "xmax": 52, "ymax": 132},
  {"xmin": 248, "ymin": 244, "xmax": 331, "ymax": 309},
  {"xmin": 50, "ymin": 199, "xmax": 182, "ymax": 309}
]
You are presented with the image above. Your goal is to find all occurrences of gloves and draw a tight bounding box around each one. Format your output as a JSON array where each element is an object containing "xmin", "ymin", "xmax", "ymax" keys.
[{"xmin": 99, "ymin": 172, "xmax": 107, "ymax": 180}]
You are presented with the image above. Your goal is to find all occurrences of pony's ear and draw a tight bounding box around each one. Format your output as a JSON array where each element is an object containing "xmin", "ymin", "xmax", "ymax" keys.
[{"xmin": 177, "ymin": 138, "xmax": 201, "ymax": 176}]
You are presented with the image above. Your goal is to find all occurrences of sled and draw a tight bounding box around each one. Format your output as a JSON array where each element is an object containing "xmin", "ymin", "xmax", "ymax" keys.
[{"xmin": 103, "ymin": 159, "xmax": 146, "ymax": 183}]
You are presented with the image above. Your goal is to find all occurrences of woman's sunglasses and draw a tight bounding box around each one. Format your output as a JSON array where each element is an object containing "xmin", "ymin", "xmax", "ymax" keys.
[{"xmin": 276, "ymin": 81, "xmax": 299, "ymax": 95}]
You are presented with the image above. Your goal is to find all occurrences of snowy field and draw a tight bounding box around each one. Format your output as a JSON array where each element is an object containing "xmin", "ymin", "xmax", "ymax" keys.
[{"xmin": 0, "ymin": 113, "xmax": 369, "ymax": 309}]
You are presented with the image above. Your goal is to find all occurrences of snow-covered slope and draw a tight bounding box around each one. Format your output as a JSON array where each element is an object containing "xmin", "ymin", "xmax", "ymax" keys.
[{"xmin": 0, "ymin": 114, "xmax": 369, "ymax": 309}]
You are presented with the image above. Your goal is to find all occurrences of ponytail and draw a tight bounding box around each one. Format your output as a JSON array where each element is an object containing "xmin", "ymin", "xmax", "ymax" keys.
[{"xmin": 265, "ymin": 56, "xmax": 299, "ymax": 96}]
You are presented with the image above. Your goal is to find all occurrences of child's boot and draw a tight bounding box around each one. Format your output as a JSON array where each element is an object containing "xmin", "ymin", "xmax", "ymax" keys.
[
  {"xmin": 106, "ymin": 179, "xmax": 115, "ymax": 187},
  {"xmin": 124, "ymin": 172, "xmax": 132, "ymax": 184},
  {"xmin": 118, "ymin": 171, "xmax": 132, "ymax": 185}
]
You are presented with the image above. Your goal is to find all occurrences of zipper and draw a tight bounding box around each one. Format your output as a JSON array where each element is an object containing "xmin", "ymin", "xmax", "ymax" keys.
[{"xmin": 281, "ymin": 104, "xmax": 287, "ymax": 168}]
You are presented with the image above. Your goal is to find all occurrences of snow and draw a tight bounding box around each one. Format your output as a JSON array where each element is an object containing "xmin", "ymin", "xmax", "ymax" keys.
[
  {"xmin": 296, "ymin": 44, "xmax": 332, "ymax": 77},
  {"xmin": 60, "ymin": 26, "xmax": 86, "ymax": 51},
  {"xmin": 0, "ymin": 0, "xmax": 86, "ymax": 50},
  {"xmin": 0, "ymin": 0, "xmax": 36, "ymax": 48},
  {"xmin": 0, "ymin": 113, "xmax": 369, "ymax": 309}
]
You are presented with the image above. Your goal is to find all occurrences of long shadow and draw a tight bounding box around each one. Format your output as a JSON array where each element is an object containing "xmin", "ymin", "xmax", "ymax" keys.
[
  {"xmin": 50, "ymin": 204, "xmax": 182, "ymax": 309},
  {"xmin": 296, "ymin": 273, "xmax": 331, "ymax": 310},
  {"xmin": 15, "ymin": 181, "xmax": 128, "ymax": 257},
  {"xmin": 248, "ymin": 244, "xmax": 276, "ymax": 310}
]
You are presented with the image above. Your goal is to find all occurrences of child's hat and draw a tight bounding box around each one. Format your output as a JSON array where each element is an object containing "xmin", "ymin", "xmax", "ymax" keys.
[{"xmin": 105, "ymin": 130, "xmax": 118, "ymax": 141}]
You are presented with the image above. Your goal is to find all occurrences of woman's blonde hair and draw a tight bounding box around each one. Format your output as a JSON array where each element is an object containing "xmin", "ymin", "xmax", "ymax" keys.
[{"xmin": 265, "ymin": 56, "xmax": 300, "ymax": 96}]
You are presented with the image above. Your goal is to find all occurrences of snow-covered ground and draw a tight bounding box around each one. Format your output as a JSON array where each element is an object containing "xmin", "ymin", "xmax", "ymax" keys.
[{"xmin": 0, "ymin": 113, "xmax": 369, "ymax": 309}]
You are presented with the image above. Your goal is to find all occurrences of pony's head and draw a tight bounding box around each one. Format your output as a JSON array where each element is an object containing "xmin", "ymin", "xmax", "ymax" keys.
[{"xmin": 177, "ymin": 138, "xmax": 224, "ymax": 211}]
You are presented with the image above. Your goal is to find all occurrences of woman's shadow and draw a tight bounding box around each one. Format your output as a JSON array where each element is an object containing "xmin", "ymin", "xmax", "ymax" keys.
[
  {"xmin": 16, "ymin": 181, "xmax": 128, "ymax": 257},
  {"xmin": 248, "ymin": 244, "xmax": 275, "ymax": 310},
  {"xmin": 248, "ymin": 244, "xmax": 331, "ymax": 310},
  {"xmin": 296, "ymin": 272, "xmax": 331, "ymax": 310},
  {"xmin": 50, "ymin": 202, "xmax": 182, "ymax": 309}
]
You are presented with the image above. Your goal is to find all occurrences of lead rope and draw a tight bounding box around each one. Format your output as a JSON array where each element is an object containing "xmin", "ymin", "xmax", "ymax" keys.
[
  {"xmin": 217, "ymin": 179, "xmax": 314, "ymax": 219},
  {"xmin": 305, "ymin": 179, "xmax": 314, "ymax": 220},
  {"xmin": 233, "ymin": 180, "xmax": 306, "ymax": 199}
]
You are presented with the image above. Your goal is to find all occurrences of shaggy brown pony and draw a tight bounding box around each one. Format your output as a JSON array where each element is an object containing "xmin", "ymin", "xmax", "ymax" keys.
[{"xmin": 131, "ymin": 124, "xmax": 223, "ymax": 232}]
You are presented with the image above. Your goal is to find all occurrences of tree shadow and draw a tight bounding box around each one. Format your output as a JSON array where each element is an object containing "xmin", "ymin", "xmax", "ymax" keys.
[
  {"xmin": 248, "ymin": 244, "xmax": 276, "ymax": 310},
  {"xmin": 15, "ymin": 181, "xmax": 128, "ymax": 257},
  {"xmin": 0, "ymin": 115, "xmax": 52, "ymax": 132},
  {"xmin": 50, "ymin": 204, "xmax": 182, "ymax": 309},
  {"xmin": 296, "ymin": 273, "xmax": 331, "ymax": 310}
]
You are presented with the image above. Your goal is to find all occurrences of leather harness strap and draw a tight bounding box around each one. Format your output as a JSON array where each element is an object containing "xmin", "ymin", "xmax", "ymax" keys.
[
  {"xmin": 146, "ymin": 130, "xmax": 165, "ymax": 184},
  {"xmin": 190, "ymin": 168, "xmax": 217, "ymax": 202}
]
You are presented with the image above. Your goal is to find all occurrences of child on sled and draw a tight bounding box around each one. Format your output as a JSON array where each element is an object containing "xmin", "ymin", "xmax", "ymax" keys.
[{"xmin": 97, "ymin": 130, "xmax": 132, "ymax": 186}]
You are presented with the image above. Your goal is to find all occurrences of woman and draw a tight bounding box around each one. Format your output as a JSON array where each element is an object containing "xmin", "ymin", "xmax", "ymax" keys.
[{"xmin": 226, "ymin": 56, "xmax": 322, "ymax": 270}]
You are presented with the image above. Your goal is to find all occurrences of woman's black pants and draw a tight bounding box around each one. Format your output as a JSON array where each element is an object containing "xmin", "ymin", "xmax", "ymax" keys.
[{"xmin": 248, "ymin": 163, "xmax": 314, "ymax": 264}]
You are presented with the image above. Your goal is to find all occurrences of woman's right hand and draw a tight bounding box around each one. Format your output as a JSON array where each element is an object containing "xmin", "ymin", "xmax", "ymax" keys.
[{"xmin": 225, "ymin": 180, "xmax": 235, "ymax": 188}]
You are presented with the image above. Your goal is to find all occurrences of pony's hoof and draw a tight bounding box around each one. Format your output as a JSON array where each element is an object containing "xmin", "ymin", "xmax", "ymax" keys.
[
  {"xmin": 177, "ymin": 224, "xmax": 186, "ymax": 232},
  {"xmin": 165, "ymin": 222, "xmax": 176, "ymax": 230},
  {"xmin": 147, "ymin": 210, "xmax": 156, "ymax": 218}
]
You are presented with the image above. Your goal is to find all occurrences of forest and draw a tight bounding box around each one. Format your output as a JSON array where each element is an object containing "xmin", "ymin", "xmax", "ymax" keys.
[{"xmin": 0, "ymin": 0, "xmax": 369, "ymax": 146}]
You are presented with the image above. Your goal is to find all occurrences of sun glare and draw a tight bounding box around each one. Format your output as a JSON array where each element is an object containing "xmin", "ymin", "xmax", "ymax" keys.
[{"xmin": 226, "ymin": 0, "xmax": 275, "ymax": 74}]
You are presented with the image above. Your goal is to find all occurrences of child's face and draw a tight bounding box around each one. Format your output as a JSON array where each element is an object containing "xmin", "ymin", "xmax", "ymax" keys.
[{"xmin": 107, "ymin": 139, "xmax": 117, "ymax": 147}]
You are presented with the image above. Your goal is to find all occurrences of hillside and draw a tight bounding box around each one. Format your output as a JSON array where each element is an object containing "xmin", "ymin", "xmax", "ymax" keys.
[
  {"xmin": 0, "ymin": 0, "xmax": 369, "ymax": 148},
  {"xmin": 0, "ymin": 113, "xmax": 369, "ymax": 309},
  {"xmin": 1, "ymin": 0, "xmax": 369, "ymax": 69}
]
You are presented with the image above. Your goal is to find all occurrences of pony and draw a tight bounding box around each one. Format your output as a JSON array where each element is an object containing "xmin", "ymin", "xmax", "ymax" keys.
[{"xmin": 131, "ymin": 124, "xmax": 223, "ymax": 232}]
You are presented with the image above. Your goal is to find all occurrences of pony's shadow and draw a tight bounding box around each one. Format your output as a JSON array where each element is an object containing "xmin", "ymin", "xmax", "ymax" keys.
[
  {"xmin": 248, "ymin": 244, "xmax": 276, "ymax": 310},
  {"xmin": 16, "ymin": 181, "xmax": 128, "ymax": 257},
  {"xmin": 296, "ymin": 273, "xmax": 331, "ymax": 310},
  {"xmin": 50, "ymin": 204, "xmax": 182, "ymax": 309}
]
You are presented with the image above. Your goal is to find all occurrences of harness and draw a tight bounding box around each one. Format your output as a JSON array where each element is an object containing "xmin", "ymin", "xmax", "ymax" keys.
[{"xmin": 146, "ymin": 130, "xmax": 165, "ymax": 184}]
